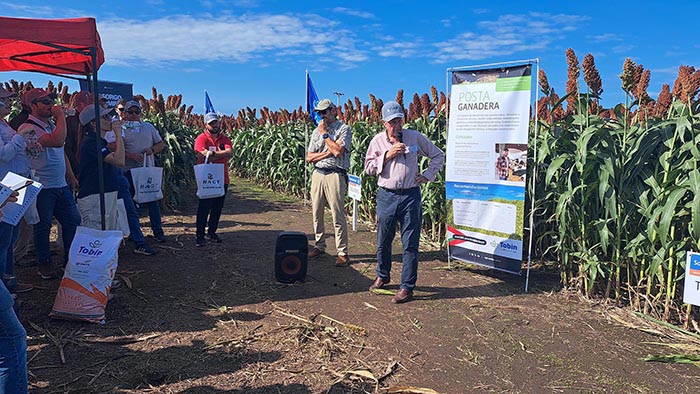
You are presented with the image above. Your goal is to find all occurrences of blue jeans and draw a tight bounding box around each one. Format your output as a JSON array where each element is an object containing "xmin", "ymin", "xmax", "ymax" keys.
[
  {"xmin": 375, "ymin": 187, "xmax": 422, "ymax": 291},
  {"xmin": 0, "ymin": 223, "xmax": 20, "ymax": 291},
  {"xmin": 33, "ymin": 186, "xmax": 80, "ymax": 266},
  {"xmin": 116, "ymin": 170, "xmax": 146, "ymax": 246},
  {"xmin": 125, "ymin": 171, "xmax": 163, "ymax": 237},
  {"xmin": 0, "ymin": 283, "xmax": 27, "ymax": 394}
]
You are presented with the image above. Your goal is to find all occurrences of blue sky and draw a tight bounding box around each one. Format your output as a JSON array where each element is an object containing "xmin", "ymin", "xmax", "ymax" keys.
[{"xmin": 2, "ymin": 1, "xmax": 699, "ymax": 115}]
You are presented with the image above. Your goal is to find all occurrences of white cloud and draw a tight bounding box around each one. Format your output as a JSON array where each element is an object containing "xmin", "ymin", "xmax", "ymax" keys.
[
  {"xmin": 97, "ymin": 13, "xmax": 368, "ymax": 68},
  {"xmin": 590, "ymin": 33, "xmax": 623, "ymax": 43},
  {"xmin": 0, "ymin": 3, "xmax": 84, "ymax": 18},
  {"xmin": 430, "ymin": 12, "xmax": 589, "ymax": 63},
  {"xmin": 331, "ymin": 7, "xmax": 376, "ymax": 19},
  {"xmin": 375, "ymin": 42, "xmax": 422, "ymax": 58}
]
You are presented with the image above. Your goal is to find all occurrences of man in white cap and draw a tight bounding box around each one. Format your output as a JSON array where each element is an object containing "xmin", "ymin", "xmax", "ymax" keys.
[
  {"xmin": 18, "ymin": 88, "xmax": 81, "ymax": 279},
  {"xmin": 76, "ymin": 105, "xmax": 125, "ymax": 230},
  {"xmin": 119, "ymin": 100, "xmax": 167, "ymax": 243},
  {"xmin": 305, "ymin": 98, "xmax": 352, "ymax": 267},
  {"xmin": 193, "ymin": 112, "xmax": 232, "ymax": 247},
  {"xmin": 364, "ymin": 101, "xmax": 444, "ymax": 303}
]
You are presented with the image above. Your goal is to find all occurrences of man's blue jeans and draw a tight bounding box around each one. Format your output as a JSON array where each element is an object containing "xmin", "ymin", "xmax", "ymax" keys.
[
  {"xmin": 125, "ymin": 171, "xmax": 163, "ymax": 237},
  {"xmin": 33, "ymin": 186, "xmax": 80, "ymax": 266},
  {"xmin": 375, "ymin": 187, "xmax": 422, "ymax": 291},
  {"xmin": 116, "ymin": 170, "xmax": 146, "ymax": 247},
  {"xmin": 0, "ymin": 223, "xmax": 20, "ymax": 291},
  {"xmin": 0, "ymin": 283, "xmax": 27, "ymax": 394}
]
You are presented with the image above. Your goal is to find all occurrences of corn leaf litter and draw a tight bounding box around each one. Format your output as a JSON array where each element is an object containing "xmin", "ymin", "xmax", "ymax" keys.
[
  {"xmin": 644, "ymin": 354, "xmax": 700, "ymax": 366},
  {"xmin": 371, "ymin": 289, "xmax": 396, "ymax": 296},
  {"xmin": 385, "ymin": 387, "xmax": 441, "ymax": 394},
  {"xmin": 333, "ymin": 369, "xmax": 378, "ymax": 392}
]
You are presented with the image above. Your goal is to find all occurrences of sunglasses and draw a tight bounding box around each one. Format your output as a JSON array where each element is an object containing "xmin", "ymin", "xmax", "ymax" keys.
[
  {"xmin": 126, "ymin": 110, "xmax": 141, "ymax": 115},
  {"xmin": 318, "ymin": 109, "xmax": 330, "ymax": 115},
  {"xmin": 33, "ymin": 98, "xmax": 54, "ymax": 105},
  {"xmin": 116, "ymin": 107, "xmax": 124, "ymax": 111}
]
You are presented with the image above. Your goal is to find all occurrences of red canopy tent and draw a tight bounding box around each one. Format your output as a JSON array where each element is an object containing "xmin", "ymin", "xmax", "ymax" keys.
[
  {"xmin": 0, "ymin": 16, "xmax": 109, "ymax": 228},
  {"xmin": 0, "ymin": 16, "xmax": 104, "ymax": 76}
]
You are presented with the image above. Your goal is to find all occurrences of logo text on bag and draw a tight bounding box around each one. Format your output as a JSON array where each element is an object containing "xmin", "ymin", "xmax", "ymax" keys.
[
  {"xmin": 80, "ymin": 240, "xmax": 104, "ymax": 257},
  {"xmin": 202, "ymin": 172, "xmax": 221, "ymax": 185}
]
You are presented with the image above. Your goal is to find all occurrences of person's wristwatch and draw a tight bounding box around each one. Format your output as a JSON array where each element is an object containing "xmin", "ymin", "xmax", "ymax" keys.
[{"xmin": 322, "ymin": 133, "xmax": 330, "ymax": 139}]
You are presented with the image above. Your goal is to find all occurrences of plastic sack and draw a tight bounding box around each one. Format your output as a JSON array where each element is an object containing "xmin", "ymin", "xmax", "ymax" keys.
[
  {"xmin": 50, "ymin": 226, "xmax": 123, "ymax": 324},
  {"xmin": 130, "ymin": 153, "xmax": 163, "ymax": 203}
]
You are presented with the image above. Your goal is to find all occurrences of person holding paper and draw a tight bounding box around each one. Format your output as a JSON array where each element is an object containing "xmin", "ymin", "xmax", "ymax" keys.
[
  {"xmin": 76, "ymin": 105, "xmax": 125, "ymax": 230},
  {"xmin": 0, "ymin": 190, "xmax": 28, "ymax": 394},
  {"xmin": 364, "ymin": 101, "xmax": 444, "ymax": 304},
  {"xmin": 0, "ymin": 92, "xmax": 33, "ymax": 294},
  {"xmin": 193, "ymin": 113, "xmax": 232, "ymax": 247},
  {"xmin": 18, "ymin": 88, "xmax": 81, "ymax": 280}
]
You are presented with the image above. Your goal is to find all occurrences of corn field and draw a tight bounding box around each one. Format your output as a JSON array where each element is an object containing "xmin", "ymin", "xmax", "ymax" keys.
[{"xmin": 6, "ymin": 49, "xmax": 700, "ymax": 328}]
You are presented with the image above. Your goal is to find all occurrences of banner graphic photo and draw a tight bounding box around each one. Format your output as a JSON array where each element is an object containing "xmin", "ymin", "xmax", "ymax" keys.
[{"xmin": 445, "ymin": 63, "xmax": 533, "ymax": 275}]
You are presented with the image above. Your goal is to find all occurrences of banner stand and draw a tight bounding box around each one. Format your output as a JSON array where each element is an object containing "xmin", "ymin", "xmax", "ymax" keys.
[{"xmin": 445, "ymin": 58, "xmax": 540, "ymax": 292}]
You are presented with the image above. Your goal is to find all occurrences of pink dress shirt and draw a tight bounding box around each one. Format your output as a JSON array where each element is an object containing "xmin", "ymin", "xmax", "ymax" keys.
[{"xmin": 364, "ymin": 128, "xmax": 444, "ymax": 190}]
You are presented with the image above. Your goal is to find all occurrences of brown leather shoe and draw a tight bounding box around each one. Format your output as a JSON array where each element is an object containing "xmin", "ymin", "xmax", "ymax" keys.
[
  {"xmin": 308, "ymin": 248, "xmax": 324, "ymax": 258},
  {"xmin": 335, "ymin": 255, "xmax": 349, "ymax": 267},
  {"xmin": 392, "ymin": 288, "xmax": 413, "ymax": 304},
  {"xmin": 368, "ymin": 277, "xmax": 389, "ymax": 291}
]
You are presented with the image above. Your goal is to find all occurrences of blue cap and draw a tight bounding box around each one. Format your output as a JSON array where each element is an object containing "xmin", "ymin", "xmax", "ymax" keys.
[{"xmin": 382, "ymin": 101, "xmax": 404, "ymax": 122}]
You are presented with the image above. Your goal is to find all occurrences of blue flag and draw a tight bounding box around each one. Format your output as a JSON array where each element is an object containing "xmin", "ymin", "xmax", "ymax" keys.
[
  {"xmin": 205, "ymin": 91, "xmax": 216, "ymax": 114},
  {"xmin": 306, "ymin": 74, "xmax": 321, "ymax": 125}
]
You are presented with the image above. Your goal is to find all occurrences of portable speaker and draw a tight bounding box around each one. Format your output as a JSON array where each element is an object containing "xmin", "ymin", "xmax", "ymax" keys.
[{"xmin": 274, "ymin": 231, "xmax": 308, "ymax": 283}]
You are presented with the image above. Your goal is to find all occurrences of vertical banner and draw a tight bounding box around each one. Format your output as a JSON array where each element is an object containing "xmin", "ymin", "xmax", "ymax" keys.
[{"xmin": 446, "ymin": 64, "xmax": 532, "ymax": 275}]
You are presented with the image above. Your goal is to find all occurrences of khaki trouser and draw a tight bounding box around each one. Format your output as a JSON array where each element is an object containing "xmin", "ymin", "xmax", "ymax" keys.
[
  {"xmin": 311, "ymin": 170, "xmax": 348, "ymax": 256},
  {"xmin": 77, "ymin": 191, "xmax": 119, "ymax": 231}
]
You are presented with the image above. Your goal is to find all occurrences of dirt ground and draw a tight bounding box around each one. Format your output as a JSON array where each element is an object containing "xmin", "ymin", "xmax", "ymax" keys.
[{"xmin": 14, "ymin": 178, "xmax": 700, "ymax": 393}]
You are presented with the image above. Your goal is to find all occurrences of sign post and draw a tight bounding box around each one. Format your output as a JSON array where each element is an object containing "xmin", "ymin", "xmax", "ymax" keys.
[
  {"xmin": 684, "ymin": 252, "xmax": 700, "ymax": 306},
  {"xmin": 347, "ymin": 174, "xmax": 361, "ymax": 232}
]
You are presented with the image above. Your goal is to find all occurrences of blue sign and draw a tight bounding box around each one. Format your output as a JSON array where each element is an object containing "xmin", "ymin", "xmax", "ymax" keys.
[{"xmin": 78, "ymin": 80, "xmax": 133, "ymax": 108}]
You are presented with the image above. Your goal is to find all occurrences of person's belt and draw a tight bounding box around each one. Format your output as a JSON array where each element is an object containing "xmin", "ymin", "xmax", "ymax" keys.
[
  {"xmin": 315, "ymin": 167, "xmax": 347, "ymax": 175},
  {"xmin": 380, "ymin": 186, "xmax": 419, "ymax": 194}
]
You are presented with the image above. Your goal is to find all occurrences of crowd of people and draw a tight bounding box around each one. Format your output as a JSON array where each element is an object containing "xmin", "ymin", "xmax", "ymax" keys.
[{"xmin": 0, "ymin": 89, "xmax": 444, "ymax": 393}]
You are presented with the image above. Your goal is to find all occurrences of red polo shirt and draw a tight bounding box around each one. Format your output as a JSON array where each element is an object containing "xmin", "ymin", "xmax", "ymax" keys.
[{"xmin": 194, "ymin": 131, "xmax": 233, "ymax": 185}]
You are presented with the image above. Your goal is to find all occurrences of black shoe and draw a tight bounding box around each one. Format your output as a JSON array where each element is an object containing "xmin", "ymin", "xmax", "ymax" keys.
[
  {"xmin": 154, "ymin": 233, "xmax": 167, "ymax": 243},
  {"xmin": 196, "ymin": 235, "xmax": 206, "ymax": 247},
  {"xmin": 207, "ymin": 233, "xmax": 222, "ymax": 243}
]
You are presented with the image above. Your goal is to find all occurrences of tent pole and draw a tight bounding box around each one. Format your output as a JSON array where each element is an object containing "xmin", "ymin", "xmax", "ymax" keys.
[{"xmin": 90, "ymin": 48, "xmax": 106, "ymax": 230}]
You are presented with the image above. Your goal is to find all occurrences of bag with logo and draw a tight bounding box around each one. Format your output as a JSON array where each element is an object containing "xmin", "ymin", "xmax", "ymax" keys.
[
  {"xmin": 194, "ymin": 152, "xmax": 225, "ymax": 199},
  {"xmin": 130, "ymin": 153, "xmax": 164, "ymax": 203},
  {"xmin": 50, "ymin": 226, "xmax": 123, "ymax": 324}
]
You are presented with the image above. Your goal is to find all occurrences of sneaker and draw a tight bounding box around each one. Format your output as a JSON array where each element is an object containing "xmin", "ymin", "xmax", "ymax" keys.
[
  {"xmin": 207, "ymin": 233, "xmax": 222, "ymax": 243},
  {"xmin": 154, "ymin": 233, "xmax": 167, "ymax": 243},
  {"xmin": 37, "ymin": 262, "xmax": 60, "ymax": 279},
  {"xmin": 13, "ymin": 282, "xmax": 33, "ymax": 293},
  {"xmin": 134, "ymin": 244, "xmax": 157, "ymax": 256},
  {"xmin": 2, "ymin": 276, "xmax": 33, "ymax": 293},
  {"xmin": 196, "ymin": 235, "xmax": 206, "ymax": 247}
]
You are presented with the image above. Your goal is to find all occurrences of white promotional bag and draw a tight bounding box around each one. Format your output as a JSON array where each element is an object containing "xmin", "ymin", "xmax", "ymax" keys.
[
  {"xmin": 116, "ymin": 198, "xmax": 130, "ymax": 237},
  {"xmin": 195, "ymin": 152, "xmax": 225, "ymax": 199},
  {"xmin": 50, "ymin": 226, "xmax": 123, "ymax": 324},
  {"xmin": 130, "ymin": 153, "xmax": 164, "ymax": 203}
]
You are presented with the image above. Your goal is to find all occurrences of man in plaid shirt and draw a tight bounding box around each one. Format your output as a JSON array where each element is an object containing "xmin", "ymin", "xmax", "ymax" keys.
[{"xmin": 496, "ymin": 147, "xmax": 510, "ymax": 181}]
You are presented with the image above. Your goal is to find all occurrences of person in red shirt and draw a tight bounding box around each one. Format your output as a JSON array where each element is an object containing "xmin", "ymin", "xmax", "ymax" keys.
[{"xmin": 193, "ymin": 113, "xmax": 233, "ymax": 247}]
